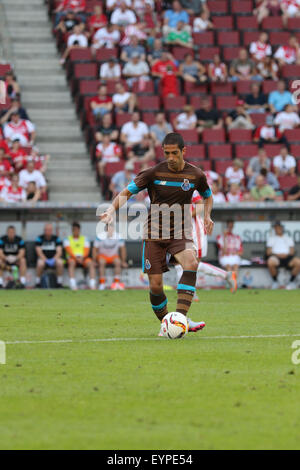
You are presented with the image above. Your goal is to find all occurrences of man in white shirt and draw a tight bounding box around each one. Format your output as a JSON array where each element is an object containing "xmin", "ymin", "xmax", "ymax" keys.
[
  {"xmin": 249, "ymin": 32, "xmax": 272, "ymax": 62},
  {"xmin": 92, "ymin": 23, "xmax": 120, "ymax": 50},
  {"xmin": 99, "ymin": 58, "xmax": 121, "ymax": 80},
  {"xmin": 274, "ymin": 104, "xmax": 300, "ymax": 132},
  {"xmin": 120, "ymin": 111, "xmax": 149, "ymax": 147},
  {"xmin": 19, "ymin": 161, "xmax": 47, "ymax": 193},
  {"xmin": 110, "ymin": 2, "xmax": 137, "ymax": 26},
  {"xmin": 122, "ymin": 53, "xmax": 150, "ymax": 88},
  {"xmin": 106, "ymin": 0, "xmax": 132, "ymax": 12},
  {"xmin": 266, "ymin": 221, "xmax": 300, "ymax": 290},
  {"xmin": 273, "ymin": 146, "xmax": 296, "ymax": 176},
  {"xmin": 59, "ymin": 24, "xmax": 88, "ymax": 64},
  {"xmin": 112, "ymin": 82, "xmax": 136, "ymax": 113},
  {"xmin": 4, "ymin": 112, "xmax": 36, "ymax": 146}
]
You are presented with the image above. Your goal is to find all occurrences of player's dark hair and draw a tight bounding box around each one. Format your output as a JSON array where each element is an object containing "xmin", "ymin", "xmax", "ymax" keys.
[
  {"xmin": 72, "ymin": 222, "xmax": 81, "ymax": 229},
  {"xmin": 162, "ymin": 132, "xmax": 185, "ymax": 150},
  {"xmin": 7, "ymin": 225, "xmax": 15, "ymax": 231}
]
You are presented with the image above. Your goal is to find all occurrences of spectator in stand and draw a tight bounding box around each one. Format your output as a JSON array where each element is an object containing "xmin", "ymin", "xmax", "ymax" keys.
[
  {"xmin": 224, "ymin": 159, "xmax": 245, "ymax": 191},
  {"xmin": 216, "ymin": 220, "xmax": 243, "ymax": 276},
  {"xmin": 0, "ymin": 147, "xmax": 13, "ymax": 177},
  {"xmin": 54, "ymin": 0, "xmax": 87, "ymax": 27},
  {"xmin": 122, "ymin": 53, "xmax": 150, "ymax": 89},
  {"xmin": 3, "ymin": 111, "xmax": 35, "ymax": 146},
  {"xmin": 9, "ymin": 139, "xmax": 28, "ymax": 173},
  {"xmin": 120, "ymin": 35, "xmax": 146, "ymax": 62},
  {"xmin": 281, "ymin": 0, "xmax": 300, "ymax": 27},
  {"xmin": 90, "ymin": 85, "xmax": 113, "ymax": 120},
  {"xmin": 274, "ymin": 35, "xmax": 300, "ymax": 67},
  {"xmin": 245, "ymin": 82, "xmax": 268, "ymax": 114},
  {"xmin": 128, "ymin": 135, "xmax": 155, "ymax": 163},
  {"xmin": 55, "ymin": 10, "xmax": 81, "ymax": 34},
  {"xmin": 106, "ymin": 0, "xmax": 132, "ymax": 13},
  {"xmin": 173, "ymin": 105, "xmax": 197, "ymax": 130},
  {"xmin": 99, "ymin": 58, "xmax": 121, "ymax": 81},
  {"xmin": 253, "ymin": 0, "xmax": 282, "ymax": 24},
  {"xmin": 163, "ymin": 21, "xmax": 193, "ymax": 49},
  {"xmin": 4, "ymin": 71, "xmax": 20, "ymax": 100},
  {"xmin": 268, "ymin": 80, "xmax": 295, "ymax": 114},
  {"xmin": 249, "ymin": 32, "xmax": 272, "ymax": 63},
  {"xmin": 26, "ymin": 182, "xmax": 40, "ymax": 202},
  {"xmin": 0, "ymin": 173, "xmax": 26, "ymax": 203},
  {"xmin": 226, "ymin": 100, "xmax": 255, "ymax": 130},
  {"xmin": 151, "ymin": 50, "xmax": 177, "ymax": 94},
  {"xmin": 35, "ymin": 223, "xmax": 64, "ymax": 288},
  {"xmin": 0, "ymin": 175, "xmax": 10, "ymax": 194},
  {"xmin": 193, "ymin": 10, "xmax": 214, "ymax": 31},
  {"xmin": 273, "ymin": 146, "xmax": 297, "ymax": 176},
  {"xmin": 164, "ymin": 1, "xmax": 189, "ymax": 28},
  {"xmin": 27, "ymin": 147, "xmax": 50, "ymax": 174},
  {"xmin": 132, "ymin": 0, "xmax": 154, "ymax": 18},
  {"xmin": 95, "ymin": 135, "xmax": 122, "ymax": 177},
  {"xmin": 110, "ymin": 2, "xmax": 137, "ymax": 27},
  {"xmin": 257, "ymin": 56, "xmax": 279, "ymax": 81},
  {"xmin": 253, "ymin": 114, "xmax": 288, "ymax": 147},
  {"xmin": 63, "ymin": 222, "xmax": 96, "ymax": 291},
  {"xmin": 19, "ymin": 161, "xmax": 47, "ymax": 197},
  {"xmin": 95, "ymin": 113, "xmax": 119, "ymax": 143},
  {"xmin": 161, "ymin": 65, "xmax": 179, "ymax": 97},
  {"xmin": 250, "ymin": 174, "xmax": 276, "ymax": 201},
  {"xmin": 274, "ymin": 104, "xmax": 300, "ymax": 132},
  {"xmin": 150, "ymin": 112, "xmax": 173, "ymax": 145},
  {"xmin": 287, "ymin": 175, "xmax": 300, "ymax": 200},
  {"xmin": 120, "ymin": 22, "xmax": 148, "ymax": 46},
  {"xmin": 87, "ymin": 4, "xmax": 107, "ymax": 37},
  {"xmin": 59, "ymin": 23, "xmax": 88, "ymax": 64},
  {"xmin": 120, "ymin": 112, "xmax": 149, "ymax": 148},
  {"xmin": 91, "ymin": 23, "xmax": 120, "ymax": 51},
  {"xmin": 0, "ymin": 225, "xmax": 27, "ymax": 288},
  {"xmin": 248, "ymin": 166, "xmax": 280, "ymax": 191},
  {"xmin": 196, "ymin": 97, "xmax": 223, "ymax": 134},
  {"xmin": 112, "ymin": 82, "xmax": 136, "ymax": 113},
  {"xmin": 207, "ymin": 54, "xmax": 228, "ymax": 82},
  {"xmin": 178, "ymin": 53, "xmax": 207, "ymax": 85},
  {"xmin": 229, "ymin": 48, "xmax": 261, "ymax": 81},
  {"xmin": 246, "ymin": 147, "xmax": 271, "ymax": 178},
  {"xmin": 147, "ymin": 38, "xmax": 164, "ymax": 66},
  {"xmin": 211, "ymin": 181, "xmax": 226, "ymax": 203},
  {"xmin": 0, "ymin": 97, "xmax": 29, "ymax": 124},
  {"xmin": 226, "ymin": 183, "xmax": 244, "ymax": 203},
  {"xmin": 179, "ymin": 0, "xmax": 208, "ymax": 15},
  {"xmin": 109, "ymin": 160, "xmax": 136, "ymax": 198},
  {"xmin": 266, "ymin": 220, "xmax": 300, "ymax": 290},
  {"xmin": 203, "ymin": 167, "xmax": 222, "ymax": 188}
]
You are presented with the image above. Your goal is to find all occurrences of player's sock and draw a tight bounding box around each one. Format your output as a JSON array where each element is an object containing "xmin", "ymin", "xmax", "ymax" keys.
[
  {"xmin": 272, "ymin": 273, "xmax": 278, "ymax": 281},
  {"xmin": 20, "ymin": 277, "xmax": 26, "ymax": 285},
  {"xmin": 70, "ymin": 278, "xmax": 77, "ymax": 290},
  {"xmin": 57, "ymin": 276, "xmax": 63, "ymax": 285},
  {"xmin": 0, "ymin": 277, "xmax": 3, "ymax": 286},
  {"xmin": 89, "ymin": 278, "xmax": 96, "ymax": 289},
  {"xmin": 150, "ymin": 291, "xmax": 168, "ymax": 321},
  {"xmin": 198, "ymin": 261, "xmax": 227, "ymax": 279},
  {"xmin": 176, "ymin": 270, "xmax": 197, "ymax": 316},
  {"xmin": 290, "ymin": 274, "xmax": 296, "ymax": 282},
  {"xmin": 114, "ymin": 277, "xmax": 120, "ymax": 283}
]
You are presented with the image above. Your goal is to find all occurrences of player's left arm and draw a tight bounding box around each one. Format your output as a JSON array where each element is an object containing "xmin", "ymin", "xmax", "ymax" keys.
[{"xmin": 197, "ymin": 172, "xmax": 214, "ymax": 235}]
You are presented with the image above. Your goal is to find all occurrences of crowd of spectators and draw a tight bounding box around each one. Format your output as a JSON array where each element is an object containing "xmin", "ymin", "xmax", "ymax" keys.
[
  {"xmin": 0, "ymin": 66, "xmax": 50, "ymax": 203},
  {"xmin": 49, "ymin": 0, "xmax": 300, "ymax": 202}
]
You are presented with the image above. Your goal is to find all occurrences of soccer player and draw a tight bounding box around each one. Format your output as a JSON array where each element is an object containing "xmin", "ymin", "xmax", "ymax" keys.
[
  {"xmin": 0, "ymin": 225, "xmax": 27, "ymax": 288},
  {"xmin": 174, "ymin": 190, "xmax": 237, "ymax": 296},
  {"xmin": 100, "ymin": 132, "xmax": 214, "ymax": 335}
]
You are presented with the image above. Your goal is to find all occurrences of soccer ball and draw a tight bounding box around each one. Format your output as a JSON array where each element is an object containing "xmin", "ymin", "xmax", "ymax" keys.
[{"xmin": 161, "ymin": 312, "xmax": 188, "ymax": 339}]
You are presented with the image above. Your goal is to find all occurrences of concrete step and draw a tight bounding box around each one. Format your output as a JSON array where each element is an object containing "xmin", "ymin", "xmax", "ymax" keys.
[
  {"xmin": 28, "ymin": 108, "xmax": 76, "ymax": 119},
  {"xmin": 16, "ymin": 59, "xmax": 60, "ymax": 70},
  {"xmin": 49, "ymin": 161, "xmax": 92, "ymax": 170},
  {"xmin": 37, "ymin": 135, "xmax": 83, "ymax": 144},
  {"xmin": 8, "ymin": 27, "xmax": 52, "ymax": 37},
  {"xmin": 48, "ymin": 173, "xmax": 96, "ymax": 183},
  {"xmin": 14, "ymin": 50, "xmax": 59, "ymax": 60},
  {"xmin": 2, "ymin": 0, "xmax": 44, "ymax": 4},
  {"xmin": 38, "ymin": 142, "xmax": 87, "ymax": 154},
  {"xmin": 50, "ymin": 182, "xmax": 99, "ymax": 193},
  {"xmin": 21, "ymin": 75, "xmax": 67, "ymax": 86},
  {"xmin": 13, "ymin": 43, "xmax": 55, "ymax": 54},
  {"xmin": 37, "ymin": 126, "xmax": 81, "ymax": 137},
  {"xmin": 50, "ymin": 192, "xmax": 101, "ymax": 203},
  {"xmin": 22, "ymin": 91, "xmax": 72, "ymax": 103},
  {"xmin": 5, "ymin": 11, "xmax": 48, "ymax": 21},
  {"xmin": 22, "ymin": 84, "xmax": 70, "ymax": 93}
]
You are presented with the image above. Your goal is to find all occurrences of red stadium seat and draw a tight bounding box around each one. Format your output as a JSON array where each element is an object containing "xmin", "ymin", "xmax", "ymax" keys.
[
  {"xmin": 269, "ymin": 32, "xmax": 290, "ymax": 46},
  {"xmin": 212, "ymin": 16, "xmax": 233, "ymax": 29},
  {"xmin": 106, "ymin": 79, "xmax": 128, "ymax": 94},
  {"xmin": 288, "ymin": 17, "xmax": 300, "ymax": 31},
  {"xmin": 163, "ymin": 96, "xmax": 187, "ymax": 111},
  {"xmin": 186, "ymin": 145, "xmax": 206, "ymax": 159},
  {"xmin": 261, "ymin": 17, "xmax": 284, "ymax": 30},
  {"xmin": 95, "ymin": 48, "xmax": 118, "ymax": 63},
  {"xmin": 69, "ymin": 48, "xmax": 93, "ymax": 62},
  {"xmin": 237, "ymin": 16, "xmax": 259, "ymax": 30},
  {"xmin": 250, "ymin": 113, "xmax": 269, "ymax": 127},
  {"xmin": 231, "ymin": 1, "xmax": 253, "ymax": 14},
  {"xmin": 229, "ymin": 129, "xmax": 253, "ymax": 143},
  {"xmin": 202, "ymin": 129, "xmax": 226, "ymax": 143},
  {"xmin": 298, "ymin": 160, "xmax": 300, "ymax": 172},
  {"xmin": 74, "ymin": 63, "xmax": 98, "ymax": 79},
  {"xmin": 262, "ymin": 81, "xmax": 278, "ymax": 94},
  {"xmin": 223, "ymin": 47, "xmax": 242, "ymax": 61},
  {"xmin": 116, "ymin": 113, "xmax": 133, "ymax": 127},
  {"xmin": 208, "ymin": 144, "xmax": 232, "ymax": 160},
  {"xmin": 192, "ymin": 32, "xmax": 214, "ymax": 46},
  {"xmin": 290, "ymin": 144, "xmax": 300, "ymax": 157},
  {"xmin": 138, "ymin": 96, "xmax": 160, "ymax": 112},
  {"xmin": 243, "ymin": 31, "xmax": 260, "ymax": 46},
  {"xmin": 0, "ymin": 64, "xmax": 11, "ymax": 77},
  {"xmin": 176, "ymin": 130, "xmax": 199, "ymax": 144},
  {"xmin": 79, "ymin": 80, "xmax": 99, "ymax": 95},
  {"xmin": 216, "ymin": 95, "xmax": 238, "ymax": 111},
  {"xmin": 189, "ymin": 95, "xmax": 213, "ymax": 109},
  {"xmin": 132, "ymin": 81, "xmax": 154, "ymax": 94},
  {"xmin": 171, "ymin": 47, "xmax": 194, "ymax": 61},
  {"xmin": 263, "ymin": 144, "xmax": 282, "ymax": 158},
  {"xmin": 197, "ymin": 160, "xmax": 212, "ymax": 171},
  {"xmin": 207, "ymin": 0, "xmax": 228, "ymax": 15},
  {"xmin": 282, "ymin": 65, "xmax": 300, "ymax": 79},
  {"xmin": 198, "ymin": 47, "xmax": 220, "ymax": 62},
  {"xmin": 278, "ymin": 175, "xmax": 298, "ymax": 191},
  {"xmin": 142, "ymin": 113, "xmax": 156, "ymax": 126},
  {"xmin": 214, "ymin": 160, "xmax": 232, "ymax": 175},
  {"xmin": 210, "ymin": 82, "xmax": 234, "ymax": 95},
  {"xmin": 235, "ymin": 144, "xmax": 259, "ymax": 159},
  {"xmin": 284, "ymin": 129, "xmax": 300, "ymax": 142},
  {"xmin": 217, "ymin": 31, "xmax": 240, "ymax": 46},
  {"xmin": 184, "ymin": 82, "xmax": 208, "ymax": 95},
  {"xmin": 105, "ymin": 161, "xmax": 125, "ymax": 176},
  {"xmin": 235, "ymin": 80, "xmax": 255, "ymax": 95},
  {"xmin": 0, "ymin": 97, "xmax": 11, "ymax": 111}
]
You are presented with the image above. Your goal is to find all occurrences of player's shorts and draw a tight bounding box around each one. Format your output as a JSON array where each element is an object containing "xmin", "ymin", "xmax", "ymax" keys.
[
  {"xmin": 267, "ymin": 254, "xmax": 294, "ymax": 269},
  {"xmin": 142, "ymin": 239, "xmax": 196, "ymax": 275},
  {"xmin": 219, "ymin": 255, "xmax": 241, "ymax": 267},
  {"xmin": 97, "ymin": 254, "xmax": 120, "ymax": 264}
]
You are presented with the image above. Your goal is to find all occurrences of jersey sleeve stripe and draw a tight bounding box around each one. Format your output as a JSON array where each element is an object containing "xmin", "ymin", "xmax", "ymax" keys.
[
  {"xmin": 127, "ymin": 180, "xmax": 142, "ymax": 194},
  {"xmin": 200, "ymin": 188, "xmax": 212, "ymax": 199}
]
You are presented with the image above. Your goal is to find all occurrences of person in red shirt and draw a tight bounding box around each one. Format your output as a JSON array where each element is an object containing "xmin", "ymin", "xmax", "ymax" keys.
[
  {"xmin": 151, "ymin": 50, "xmax": 177, "ymax": 93},
  {"xmin": 90, "ymin": 84, "xmax": 113, "ymax": 120},
  {"xmin": 9, "ymin": 139, "xmax": 28, "ymax": 172},
  {"xmin": 161, "ymin": 65, "xmax": 179, "ymax": 97},
  {"xmin": 87, "ymin": 4, "xmax": 107, "ymax": 37},
  {"xmin": 0, "ymin": 138, "xmax": 10, "ymax": 156},
  {"xmin": 0, "ymin": 147, "xmax": 13, "ymax": 177}
]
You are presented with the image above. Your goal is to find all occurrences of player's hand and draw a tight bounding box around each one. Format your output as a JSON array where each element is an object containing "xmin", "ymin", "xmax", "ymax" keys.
[
  {"xmin": 99, "ymin": 208, "xmax": 114, "ymax": 225},
  {"xmin": 204, "ymin": 217, "xmax": 214, "ymax": 236}
]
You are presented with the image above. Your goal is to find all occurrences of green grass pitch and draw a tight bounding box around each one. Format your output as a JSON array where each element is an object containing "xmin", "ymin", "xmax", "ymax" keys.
[{"xmin": 0, "ymin": 289, "xmax": 300, "ymax": 450}]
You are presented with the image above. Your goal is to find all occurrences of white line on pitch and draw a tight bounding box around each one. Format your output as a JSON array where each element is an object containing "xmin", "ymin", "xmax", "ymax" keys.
[{"xmin": 4, "ymin": 333, "xmax": 300, "ymax": 345}]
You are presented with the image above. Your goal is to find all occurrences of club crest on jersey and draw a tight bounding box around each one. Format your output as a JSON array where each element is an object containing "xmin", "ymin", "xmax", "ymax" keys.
[
  {"xmin": 145, "ymin": 259, "xmax": 151, "ymax": 270},
  {"xmin": 181, "ymin": 179, "xmax": 191, "ymax": 191}
]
